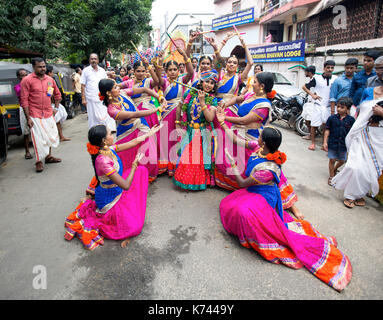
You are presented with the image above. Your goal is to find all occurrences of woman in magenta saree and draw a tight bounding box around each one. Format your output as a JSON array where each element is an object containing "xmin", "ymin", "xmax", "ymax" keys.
[
  {"xmin": 119, "ymin": 59, "xmax": 161, "ymax": 129},
  {"xmin": 220, "ymin": 127, "xmax": 352, "ymax": 291},
  {"xmin": 100, "ymin": 79, "xmax": 165, "ymax": 183},
  {"xmin": 155, "ymin": 48, "xmax": 194, "ymax": 176},
  {"xmin": 215, "ymin": 72, "xmax": 301, "ymax": 217},
  {"xmin": 64, "ymin": 124, "xmax": 161, "ymax": 250}
]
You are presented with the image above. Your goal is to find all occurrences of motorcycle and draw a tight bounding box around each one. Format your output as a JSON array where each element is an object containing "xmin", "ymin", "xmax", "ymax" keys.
[
  {"xmin": 270, "ymin": 92, "xmax": 323, "ymax": 137},
  {"xmin": 270, "ymin": 92, "xmax": 306, "ymax": 132}
]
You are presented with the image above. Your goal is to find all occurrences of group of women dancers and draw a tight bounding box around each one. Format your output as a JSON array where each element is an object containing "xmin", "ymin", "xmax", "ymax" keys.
[{"xmin": 64, "ymin": 32, "xmax": 352, "ymax": 291}]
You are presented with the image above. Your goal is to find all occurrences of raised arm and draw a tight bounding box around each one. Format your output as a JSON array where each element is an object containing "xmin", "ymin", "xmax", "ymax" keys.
[
  {"xmin": 239, "ymin": 36, "xmax": 254, "ymax": 82},
  {"xmin": 186, "ymin": 31, "xmax": 200, "ymax": 58},
  {"xmin": 142, "ymin": 56, "xmax": 160, "ymax": 87},
  {"xmin": 178, "ymin": 47, "xmax": 194, "ymax": 84}
]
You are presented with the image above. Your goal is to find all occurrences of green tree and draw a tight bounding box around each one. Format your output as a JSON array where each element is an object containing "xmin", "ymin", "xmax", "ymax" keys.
[{"xmin": 0, "ymin": 0, "xmax": 154, "ymax": 63}]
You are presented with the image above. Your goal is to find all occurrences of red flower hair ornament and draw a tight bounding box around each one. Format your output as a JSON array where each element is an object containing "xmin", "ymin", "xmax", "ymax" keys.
[
  {"xmin": 266, "ymin": 150, "xmax": 287, "ymax": 165},
  {"xmin": 98, "ymin": 92, "xmax": 105, "ymax": 101},
  {"xmin": 87, "ymin": 142, "xmax": 100, "ymax": 155}
]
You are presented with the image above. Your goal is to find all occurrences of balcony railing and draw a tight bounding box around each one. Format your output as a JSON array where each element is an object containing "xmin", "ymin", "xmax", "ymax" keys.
[{"xmin": 260, "ymin": 0, "xmax": 292, "ymax": 18}]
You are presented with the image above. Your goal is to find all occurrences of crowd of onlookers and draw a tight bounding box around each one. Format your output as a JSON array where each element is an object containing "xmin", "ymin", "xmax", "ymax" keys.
[{"xmin": 299, "ymin": 50, "xmax": 383, "ymax": 208}]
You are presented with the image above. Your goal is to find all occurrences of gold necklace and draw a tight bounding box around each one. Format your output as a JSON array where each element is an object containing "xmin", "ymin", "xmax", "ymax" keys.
[{"xmin": 99, "ymin": 146, "xmax": 115, "ymax": 160}]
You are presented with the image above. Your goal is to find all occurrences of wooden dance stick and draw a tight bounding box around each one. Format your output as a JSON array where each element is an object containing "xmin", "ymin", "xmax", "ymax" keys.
[
  {"xmin": 166, "ymin": 32, "xmax": 179, "ymax": 49},
  {"xmin": 130, "ymin": 41, "xmax": 144, "ymax": 60},
  {"xmin": 198, "ymin": 30, "xmax": 245, "ymax": 35},
  {"xmin": 173, "ymin": 80, "xmax": 208, "ymax": 96}
]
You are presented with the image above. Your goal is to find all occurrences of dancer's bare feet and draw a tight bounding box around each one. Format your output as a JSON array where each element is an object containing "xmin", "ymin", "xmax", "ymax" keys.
[
  {"xmin": 60, "ymin": 137, "xmax": 71, "ymax": 142},
  {"xmin": 308, "ymin": 144, "xmax": 315, "ymax": 151},
  {"xmin": 121, "ymin": 238, "xmax": 130, "ymax": 248}
]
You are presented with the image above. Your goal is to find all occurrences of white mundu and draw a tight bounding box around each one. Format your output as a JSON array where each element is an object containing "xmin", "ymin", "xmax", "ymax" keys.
[
  {"xmin": 310, "ymin": 74, "xmax": 337, "ymax": 127},
  {"xmin": 332, "ymin": 98, "xmax": 383, "ymax": 200},
  {"xmin": 80, "ymin": 65, "xmax": 116, "ymax": 131},
  {"xmin": 30, "ymin": 116, "xmax": 60, "ymax": 162}
]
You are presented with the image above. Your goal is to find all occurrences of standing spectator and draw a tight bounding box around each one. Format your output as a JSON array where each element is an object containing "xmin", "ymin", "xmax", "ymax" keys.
[
  {"xmin": 80, "ymin": 53, "xmax": 116, "ymax": 132},
  {"xmin": 20, "ymin": 57, "xmax": 62, "ymax": 173},
  {"xmin": 303, "ymin": 60, "xmax": 337, "ymax": 151},
  {"xmin": 191, "ymin": 57, "xmax": 199, "ymax": 73},
  {"xmin": 301, "ymin": 65, "xmax": 316, "ymax": 140},
  {"xmin": 349, "ymin": 50, "xmax": 381, "ymax": 106},
  {"xmin": 73, "ymin": 67, "xmax": 86, "ymax": 113},
  {"xmin": 179, "ymin": 62, "xmax": 186, "ymax": 75},
  {"xmin": 367, "ymin": 55, "xmax": 383, "ymax": 88},
  {"xmin": 14, "ymin": 68, "xmax": 32, "ymax": 159},
  {"xmin": 115, "ymin": 66, "xmax": 127, "ymax": 83},
  {"xmin": 329, "ymin": 58, "xmax": 358, "ymax": 116},
  {"xmin": 46, "ymin": 65, "xmax": 70, "ymax": 142},
  {"xmin": 322, "ymin": 97, "xmax": 355, "ymax": 186}
]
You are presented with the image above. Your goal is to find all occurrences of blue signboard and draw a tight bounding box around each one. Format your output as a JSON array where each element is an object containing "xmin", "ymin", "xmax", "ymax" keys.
[
  {"xmin": 249, "ymin": 39, "xmax": 306, "ymax": 63},
  {"xmin": 212, "ymin": 8, "xmax": 255, "ymax": 31}
]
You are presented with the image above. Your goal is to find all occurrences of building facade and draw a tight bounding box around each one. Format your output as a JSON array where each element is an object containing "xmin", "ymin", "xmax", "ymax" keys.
[{"xmin": 213, "ymin": 0, "xmax": 383, "ymax": 88}]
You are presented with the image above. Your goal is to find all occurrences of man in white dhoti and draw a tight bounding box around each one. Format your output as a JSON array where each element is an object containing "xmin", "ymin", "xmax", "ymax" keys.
[
  {"xmin": 46, "ymin": 65, "xmax": 70, "ymax": 142},
  {"xmin": 20, "ymin": 58, "xmax": 62, "ymax": 172},
  {"xmin": 81, "ymin": 53, "xmax": 116, "ymax": 132},
  {"xmin": 331, "ymin": 96, "xmax": 383, "ymax": 208}
]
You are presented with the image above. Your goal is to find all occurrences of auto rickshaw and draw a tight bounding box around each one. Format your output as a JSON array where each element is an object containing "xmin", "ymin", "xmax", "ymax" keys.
[
  {"xmin": 0, "ymin": 62, "xmax": 33, "ymax": 136},
  {"xmin": 52, "ymin": 64, "xmax": 78, "ymax": 119},
  {"xmin": 0, "ymin": 100, "xmax": 8, "ymax": 164}
]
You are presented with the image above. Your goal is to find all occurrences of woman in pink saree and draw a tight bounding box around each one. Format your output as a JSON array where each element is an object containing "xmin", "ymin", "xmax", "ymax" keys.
[
  {"xmin": 220, "ymin": 127, "xmax": 352, "ymax": 291},
  {"xmin": 155, "ymin": 47, "xmax": 194, "ymax": 176},
  {"xmin": 64, "ymin": 124, "xmax": 161, "ymax": 250}
]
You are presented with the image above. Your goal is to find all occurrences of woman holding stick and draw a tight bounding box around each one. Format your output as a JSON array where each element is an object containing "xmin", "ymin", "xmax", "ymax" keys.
[{"xmin": 154, "ymin": 45, "xmax": 194, "ymax": 176}]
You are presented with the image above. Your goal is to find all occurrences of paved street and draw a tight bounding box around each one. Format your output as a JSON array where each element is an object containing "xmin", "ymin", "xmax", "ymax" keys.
[{"xmin": 0, "ymin": 114, "xmax": 382, "ymax": 300}]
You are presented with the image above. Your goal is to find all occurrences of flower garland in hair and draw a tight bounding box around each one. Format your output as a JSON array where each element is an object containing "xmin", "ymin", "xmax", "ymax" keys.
[
  {"xmin": 87, "ymin": 142, "xmax": 100, "ymax": 155},
  {"xmin": 98, "ymin": 92, "xmax": 105, "ymax": 101},
  {"xmin": 266, "ymin": 150, "xmax": 287, "ymax": 165},
  {"xmin": 267, "ymin": 89, "xmax": 277, "ymax": 100}
]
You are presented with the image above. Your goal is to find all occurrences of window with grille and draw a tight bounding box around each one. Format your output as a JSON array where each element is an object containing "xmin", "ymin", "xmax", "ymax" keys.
[{"xmin": 232, "ymin": 0, "xmax": 241, "ymax": 13}]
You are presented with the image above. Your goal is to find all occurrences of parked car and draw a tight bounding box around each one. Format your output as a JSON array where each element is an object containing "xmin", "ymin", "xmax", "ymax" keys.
[{"xmin": 269, "ymin": 71, "xmax": 304, "ymax": 97}]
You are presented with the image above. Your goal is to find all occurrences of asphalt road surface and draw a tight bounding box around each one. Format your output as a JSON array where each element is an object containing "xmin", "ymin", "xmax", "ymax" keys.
[{"xmin": 0, "ymin": 113, "xmax": 382, "ymax": 300}]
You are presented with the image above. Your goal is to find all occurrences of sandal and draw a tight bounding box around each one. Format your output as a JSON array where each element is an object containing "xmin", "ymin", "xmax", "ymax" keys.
[
  {"xmin": 354, "ymin": 198, "xmax": 366, "ymax": 206},
  {"xmin": 308, "ymin": 144, "xmax": 315, "ymax": 151},
  {"xmin": 45, "ymin": 156, "xmax": 62, "ymax": 164},
  {"xmin": 25, "ymin": 153, "xmax": 33, "ymax": 159},
  {"xmin": 328, "ymin": 177, "xmax": 333, "ymax": 186},
  {"xmin": 35, "ymin": 161, "xmax": 44, "ymax": 173},
  {"xmin": 343, "ymin": 199, "xmax": 355, "ymax": 208}
]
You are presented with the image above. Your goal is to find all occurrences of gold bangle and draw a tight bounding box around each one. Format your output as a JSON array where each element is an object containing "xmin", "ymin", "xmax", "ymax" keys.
[
  {"xmin": 214, "ymin": 50, "xmax": 220, "ymax": 55},
  {"xmin": 201, "ymin": 105, "xmax": 207, "ymax": 111},
  {"xmin": 158, "ymin": 106, "xmax": 162, "ymax": 113},
  {"xmin": 147, "ymin": 65, "xmax": 153, "ymax": 71},
  {"xmin": 230, "ymin": 163, "xmax": 237, "ymax": 169},
  {"xmin": 219, "ymin": 121, "xmax": 226, "ymax": 126},
  {"xmin": 175, "ymin": 120, "xmax": 180, "ymax": 124},
  {"xmin": 185, "ymin": 58, "xmax": 191, "ymax": 64}
]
